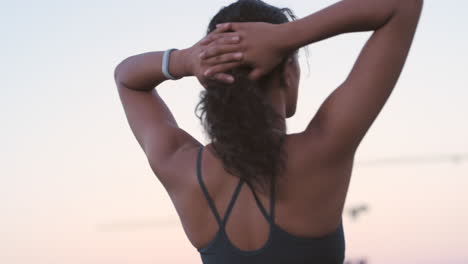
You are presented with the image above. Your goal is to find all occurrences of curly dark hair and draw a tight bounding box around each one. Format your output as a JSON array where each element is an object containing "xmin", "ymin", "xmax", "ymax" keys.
[{"xmin": 195, "ymin": 0, "xmax": 298, "ymax": 195}]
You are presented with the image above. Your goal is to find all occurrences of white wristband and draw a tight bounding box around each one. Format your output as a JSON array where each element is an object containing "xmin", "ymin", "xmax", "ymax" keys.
[{"xmin": 162, "ymin": 48, "xmax": 180, "ymax": 80}]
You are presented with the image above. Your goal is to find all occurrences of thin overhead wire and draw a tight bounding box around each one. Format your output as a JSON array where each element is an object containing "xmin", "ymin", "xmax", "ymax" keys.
[
  {"xmin": 98, "ymin": 203, "xmax": 371, "ymax": 231},
  {"xmin": 97, "ymin": 152, "xmax": 467, "ymax": 231},
  {"xmin": 356, "ymin": 152, "xmax": 468, "ymax": 167}
]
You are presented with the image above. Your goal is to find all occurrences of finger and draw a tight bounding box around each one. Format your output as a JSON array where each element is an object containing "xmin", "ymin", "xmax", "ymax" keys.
[
  {"xmin": 216, "ymin": 35, "xmax": 241, "ymax": 46},
  {"xmin": 215, "ymin": 22, "xmax": 233, "ymax": 33},
  {"xmin": 200, "ymin": 23, "xmax": 233, "ymax": 45},
  {"xmin": 212, "ymin": 33, "xmax": 241, "ymax": 45},
  {"xmin": 248, "ymin": 68, "xmax": 265, "ymax": 81},
  {"xmin": 200, "ymin": 34, "xmax": 215, "ymax": 46},
  {"xmin": 203, "ymin": 52, "xmax": 243, "ymax": 66},
  {"xmin": 212, "ymin": 73, "xmax": 235, "ymax": 84},
  {"xmin": 200, "ymin": 44, "xmax": 242, "ymax": 60},
  {"xmin": 205, "ymin": 61, "xmax": 243, "ymax": 77},
  {"xmin": 216, "ymin": 22, "xmax": 240, "ymax": 32},
  {"xmin": 201, "ymin": 33, "xmax": 240, "ymax": 46},
  {"xmin": 201, "ymin": 32, "xmax": 240, "ymax": 46}
]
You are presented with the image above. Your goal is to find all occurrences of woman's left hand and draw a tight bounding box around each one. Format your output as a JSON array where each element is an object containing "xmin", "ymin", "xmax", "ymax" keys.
[{"xmin": 185, "ymin": 24, "xmax": 244, "ymax": 88}]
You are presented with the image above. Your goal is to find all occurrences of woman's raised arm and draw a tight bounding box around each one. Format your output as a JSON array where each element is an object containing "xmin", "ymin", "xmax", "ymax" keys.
[
  {"xmin": 299, "ymin": 0, "xmax": 424, "ymax": 161},
  {"xmin": 201, "ymin": 0, "xmax": 424, "ymax": 162}
]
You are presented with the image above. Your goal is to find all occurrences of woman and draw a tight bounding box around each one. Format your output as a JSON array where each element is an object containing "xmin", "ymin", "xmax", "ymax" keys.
[{"xmin": 114, "ymin": 0, "xmax": 423, "ymax": 263}]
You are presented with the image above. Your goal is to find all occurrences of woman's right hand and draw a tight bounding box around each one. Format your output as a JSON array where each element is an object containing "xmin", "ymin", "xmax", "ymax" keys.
[{"xmin": 200, "ymin": 22, "xmax": 292, "ymax": 81}]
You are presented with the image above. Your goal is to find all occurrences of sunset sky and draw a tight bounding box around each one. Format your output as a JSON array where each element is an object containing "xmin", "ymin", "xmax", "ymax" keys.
[{"xmin": 1, "ymin": 0, "xmax": 467, "ymax": 263}]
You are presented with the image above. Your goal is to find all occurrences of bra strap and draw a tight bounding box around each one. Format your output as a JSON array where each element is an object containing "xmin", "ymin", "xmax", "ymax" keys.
[
  {"xmin": 196, "ymin": 146, "xmax": 246, "ymax": 229},
  {"xmin": 196, "ymin": 146, "xmax": 223, "ymax": 227},
  {"xmin": 221, "ymin": 179, "xmax": 244, "ymax": 228},
  {"xmin": 247, "ymin": 179, "xmax": 275, "ymax": 225},
  {"xmin": 270, "ymin": 176, "xmax": 276, "ymax": 224}
]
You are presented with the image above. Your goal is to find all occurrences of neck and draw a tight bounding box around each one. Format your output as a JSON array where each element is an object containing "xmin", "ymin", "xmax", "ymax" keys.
[{"xmin": 266, "ymin": 86, "xmax": 287, "ymax": 132}]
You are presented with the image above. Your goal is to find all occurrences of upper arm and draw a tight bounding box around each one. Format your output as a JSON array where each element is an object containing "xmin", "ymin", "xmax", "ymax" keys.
[
  {"xmin": 115, "ymin": 80, "xmax": 201, "ymax": 191},
  {"xmin": 305, "ymin": 0, "xmax": 423, "ymax": 160}
]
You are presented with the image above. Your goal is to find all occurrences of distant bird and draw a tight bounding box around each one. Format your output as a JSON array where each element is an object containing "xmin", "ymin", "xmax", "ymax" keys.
[{"xmin": 347, "ymin": 204, "xmax": 369, "ymax": 221}]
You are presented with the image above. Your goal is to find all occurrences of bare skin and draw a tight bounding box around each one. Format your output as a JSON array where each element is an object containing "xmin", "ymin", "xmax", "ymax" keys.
[{"xmin": 114, "ymin": 0, "xmax": 423, "ymax": 251}]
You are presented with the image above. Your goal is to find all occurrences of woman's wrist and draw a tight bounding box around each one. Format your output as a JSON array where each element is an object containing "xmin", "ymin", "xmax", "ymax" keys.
[
  {"xmin": 169, "ymin": 48, "xmax": 193, "ymax": 79},
  {"xmin": 276, "ymin": 22, "xmax": 301, "ymax": 55}
]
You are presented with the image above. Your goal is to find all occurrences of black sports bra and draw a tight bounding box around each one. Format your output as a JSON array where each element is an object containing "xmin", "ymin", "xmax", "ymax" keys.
[{"xmin": 195, "ymin": 146, "xmax": 346, "ymax": 264}]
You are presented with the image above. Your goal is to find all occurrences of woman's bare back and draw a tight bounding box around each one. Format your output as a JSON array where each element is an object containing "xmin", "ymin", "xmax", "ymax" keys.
[{"xmin": 177, "ymin": 131, "xmax": 353, "ymax": 251}]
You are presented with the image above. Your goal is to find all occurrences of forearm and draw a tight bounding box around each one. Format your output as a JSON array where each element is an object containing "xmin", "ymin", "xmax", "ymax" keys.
[
  {"xmin": 281, "ymin": 0, "xmax": 401, "ymax": 51},
  {"xmin": 114, "ymin": 48, "xmax": 192, "ymax": 91}
]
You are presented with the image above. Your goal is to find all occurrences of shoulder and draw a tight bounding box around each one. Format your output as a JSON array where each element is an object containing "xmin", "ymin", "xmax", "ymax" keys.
[
  {"xmin": 282, "ymin": 131, "xmax": 355, "ymax": 188},
  {"xmin": 148, "ymin": 142, "xmax": 203, "ymax": 200},
  {"xmin": 288, "ymin": 128, "xmax": 355, "ymax": 168}
]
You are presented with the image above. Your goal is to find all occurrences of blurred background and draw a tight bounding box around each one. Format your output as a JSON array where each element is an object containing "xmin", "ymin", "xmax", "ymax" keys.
[{"xmin": 1, "ymin": 0, "xmax": 467, "ymax": 263}]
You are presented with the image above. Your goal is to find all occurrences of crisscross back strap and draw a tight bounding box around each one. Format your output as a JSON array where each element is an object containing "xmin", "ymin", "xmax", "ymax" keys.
[
  {"xmin": 221, "ymin": 178, "xmax": 244, "ymax": 227},
  {"xmin": 197, "ymin": 146, "xmax": 223, "ymax": 226},
  {"xmin": 196, "ymin": 146, "xmax": 245, "ymax": 228},
  {"xmin": 246, "ymin": 177, "xmax": 276, "ymax": 225}
]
